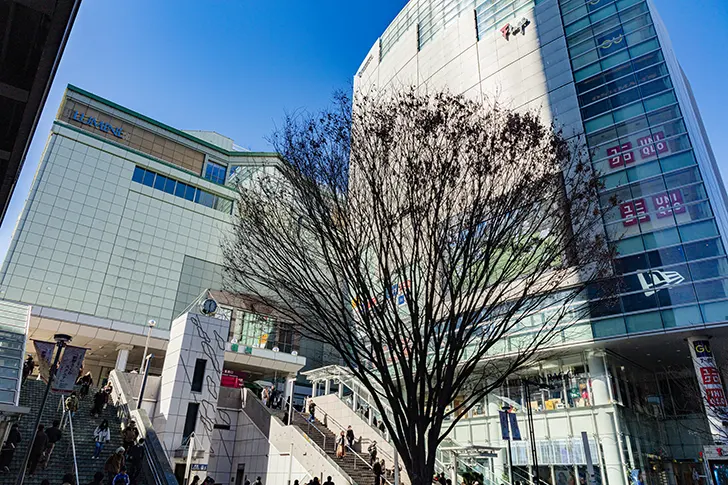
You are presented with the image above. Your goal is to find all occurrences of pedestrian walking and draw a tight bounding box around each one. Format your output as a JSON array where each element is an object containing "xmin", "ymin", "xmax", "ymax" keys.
[
  {"xmin": 65, "ymin": 391, "xmax": 80, "ymax": 422},
  {"xmin": 308, "ymin": 400, "xmax": 316, "ymax": 423},
  {"xmin": 86, "ymin": 472, "xmax": 105, "ymax": 485},
  {"xmin": 121, "ymin": 421, "xmax": 139, "ymax": 450},
  {"xmin": 77, "ymin": 372, "xmax": 93, "ymax": 399},
  {"xmin": 254, "ymin": 476, "xmax": 263, "ymax": 485},
  {"xmin": 113, "ymin": 466, "xmax": 130, "ymax": 485},
  {"xmin": 191, "ymin": 476, "xmax": 201, "ymax": 485},
  {"xmin": 22, "ymin": 355, "xmax": 34, "ymax": 382},
  {"xmin": 103, "ymin": 383, "xmax": 113, "ymax": 410},
  {"xmin": 373, "ymin": 459, "xmax": 383, "ymax": 485},
  {"xmin": 26, "ymin": 424, "xmax": 48, "ymax": 476},
  {"xmin": 261, "ymin": 387, "xmax": 269, "ymax": 406},
  {"xmin": 346, "ymin": 426, "xmax": 355, "ymax": 449},
  {"xmin": 335, "ymin": 431, "xmax": 346, "ymax": 459},
  {"xmin": 324, "ymin": 476, "xmax": 335, "ymax": 485},
  {"xmin": 127, "ymin": 438, "xmax": 145, "ymax": 485},
  {"xmin": 105, "ymin": 447, "xmax": 126, "ymax": 485},
  {"xmin": 43, "ymin": 419, "xmax": 62, "ymax": 468},
  {"xmin": 0, "ymin": 423, "xmax": 21, "ymax": 473},
  {"xmin": 62, "ymin": 473, "xmax": 76, "ymax": 485},
  {"xmin": 92, "ymin": 389, "xmax": 106, "ymax": 417},
  {"xmin": 93, "ymin": 420, "xmax": 112, "ymax": 459},
  {"xmin": 368, "ymin": 441, "xmax": 378, "ymax": 465}
]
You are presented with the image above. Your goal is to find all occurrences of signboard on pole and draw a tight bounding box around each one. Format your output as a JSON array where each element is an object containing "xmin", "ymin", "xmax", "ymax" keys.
[
  {"xmin": 688, "ymin": 337, "xmax": 728, "ymax": 442},
  {"xmin": 582, "ymin": 432, "xmax": 597, "ymax": 485},
  {"xmin": 33, "ymin": 340, "xmax": 55, "ymax": 382},
  {"xmin": 52, "ymin": 345, "xmax": 86, "ymax": 393}
]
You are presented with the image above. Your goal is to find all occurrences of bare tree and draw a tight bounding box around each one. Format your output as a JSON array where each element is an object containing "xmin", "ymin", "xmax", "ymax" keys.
[{"xmin": 222, "ymin": 89, "xmax": 613, "ymax": 485}]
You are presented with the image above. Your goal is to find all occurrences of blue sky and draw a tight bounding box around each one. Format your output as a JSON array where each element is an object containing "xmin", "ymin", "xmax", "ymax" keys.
[{"xmin": 0, "ymin": 0, "xmax": 726, "ymax": 260}]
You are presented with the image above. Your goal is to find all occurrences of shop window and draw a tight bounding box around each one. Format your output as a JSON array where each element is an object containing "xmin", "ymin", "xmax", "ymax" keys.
[
  {"xmin": 642, "ymin": 227, "xmax": 680, "ymax": 250},
  {"xmin": 701, "ymin": 300, "xmax": 728, "ymax": 323},
  {"xmin": 625, "ymin": 311, "xmax": 663, "ymax": 333},
  {"xmin": 622, "ymin": 292, "xmax": 659, "ymax": 313},
  {"xmin": 614, "ymin": 252, "xmax": 649, "ymax": 274},
  {"xmin": 661, "ymin": 305, "xmax": 703, "ymax": 328},
  {"xmin": 592, "ymin": 316, "xmax": 627, "ymax": 338},
  {"xmin": 679, "ymin": 219, "xmax": 718, "ymax": 242},
  {"xmin": 694, "ymin": 279, "xmax": 728, "ymax": 301},
  {"xmin": 657, "ymin": 283, "xmax": 697, "ymax": 307},
  {"xmin": 647, "ymin": 245, "xmax": 685, "ymax": 268},
  {"xmin": 684, "ymin": 238, "xmax": 725, "ymax": 261}
]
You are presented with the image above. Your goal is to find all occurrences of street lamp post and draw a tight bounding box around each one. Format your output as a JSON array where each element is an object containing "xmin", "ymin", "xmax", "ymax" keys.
[
  {"xmin": 16, "ymin": 333, "xmax": 72, "ymax": 485},
  {"xmin": 140, "ymin": 319, "xmax": 156, "ymax": 371},
  {"xmin": 137, "ymin": 353, "xmax": 154, "ymax": 409}
]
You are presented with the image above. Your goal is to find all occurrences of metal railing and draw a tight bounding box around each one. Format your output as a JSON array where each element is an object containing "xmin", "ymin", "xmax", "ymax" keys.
[
  {"xmin": 58, "ymin": 396, "xmax": 80, "ymax": 482},
  {"xmin": 292, "ymin": 406, "xmax": 328, "ymax": 451},
  {"xmin": 241, "ymin": 388, "xmax": 354, "ymax": 485},
  {"xmin": 108, "ymin": 370, "xmax": 178, "ymax": 485},
  {"xmin": 318, "ymin": 409, "xmax": 395, "ymax": 485}
]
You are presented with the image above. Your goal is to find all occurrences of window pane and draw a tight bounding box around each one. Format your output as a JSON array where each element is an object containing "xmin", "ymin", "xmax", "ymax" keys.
[
  {"xmin": 191, "ymin": 359, "xmax": 207, "ymax": 393},
  {"xmin": 142, "ymin": 170, "xmax": 155, "ymax": 187},
  {"xmin": 694, "ymin": 279, "xmax": 728, "ymax": 301},
  {"xmin": 622, "ymin": 292, "xmax": 658, "ymax": 313},
  {"xmin": 592, "ymin": 317, "xmax": 627, "ymax": 338},
  {"xmin": 661, "ymin": 305, "xmax": 702, "ymax": 328},
  {"xmin": 690, "ymin": 258, "xmax": 728, "ymax": 281},
  {"xmin": 185, "ymin": 185, "xmax": 196, "ymax": 202},
  {"xmin": 175, "ymin": 182, "xmax": 187, "ymax": 198},
  {"xmin": 701, "ymin": 301, "xmax": 728, "ymax": 323},
  {"xmin": 132, "ymin": 166, "xmax": 145, "ymax": 184},
  {"xmin": 625, "ymin": 311, "xmax": 662, "ymax": 333},
  {"xmin": 657, "ymin": 284, "xmax": 696, "ymax": 307},
  {"xmin": 164, "ymin": 177, "xmax": 176, "ymax": 194},
  {"xmin": 684, "ymin": 239, "xmax": 725, "ymax": 261},
  {"xmin": 154, "ymin": 174, "xmax": 167, "ymax": 191}
]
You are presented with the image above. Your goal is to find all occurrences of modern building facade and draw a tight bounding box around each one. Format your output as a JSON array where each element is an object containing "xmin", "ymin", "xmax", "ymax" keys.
[
  {"xmin": 0, "ymin": 85, "xmax": 346, "ymax": 482},
  {"xmin": 352, "ymin": 1, "xmax": 728, "ymax": 485}
]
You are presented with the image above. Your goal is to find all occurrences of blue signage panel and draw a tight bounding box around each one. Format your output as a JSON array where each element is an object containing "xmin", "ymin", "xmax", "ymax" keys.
[{"xmin": 71, "ymin": 111, "xmax": 124, "ymax": 138}]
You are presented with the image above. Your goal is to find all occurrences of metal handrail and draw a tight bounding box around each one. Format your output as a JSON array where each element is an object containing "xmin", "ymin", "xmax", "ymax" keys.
[
  {"xmin": 292, "ymin": 407, "xmax": 328, "ymax": 451},
  {"xmin": 321, "ymin": 408, "xmax": 396, "ymax": 468}
]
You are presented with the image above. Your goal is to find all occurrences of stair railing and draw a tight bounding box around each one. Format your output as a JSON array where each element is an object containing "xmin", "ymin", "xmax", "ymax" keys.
[
  {"xmin": 317, "ymin": 409, "xmax": 395, "ymax": 485},
  {"xmin": 292, "ymin": 406, "xmax": 327, "ymax": 452},
  {"xmin": 242, "ymin": 389, "xmax": 353, "ymax": 485},
  {"xmin": 108, "ymin": 370, "xmax": 178, "ymax": 485},
  {"xmin": 59, "ymin": 395, "xmax": 80, "ymax": 482}
]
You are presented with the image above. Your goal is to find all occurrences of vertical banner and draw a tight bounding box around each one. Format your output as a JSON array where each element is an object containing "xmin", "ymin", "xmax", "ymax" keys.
[
  {"xmin": 52, "ymin": 345, "xmax": 86, "ymax": 393},
  {"xmin": 499, "ymin": 410, "xmax": 510, "ymax": 440},
  {"xmin": 33, "ymin": 340, "xmax": 56, "ymax": 382},
  {"xmin": 508, "ymin": 412, "xmax": 522, "ymax": 440},
  {"xmin": 688, "ymin": 337, "xmax": 728, "ymax": 442}
]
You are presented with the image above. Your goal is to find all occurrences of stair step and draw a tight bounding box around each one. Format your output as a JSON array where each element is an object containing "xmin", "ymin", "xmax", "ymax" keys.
[{"xmin": 5, "ymin": 379, "xmax": 128, "ymax": 485}]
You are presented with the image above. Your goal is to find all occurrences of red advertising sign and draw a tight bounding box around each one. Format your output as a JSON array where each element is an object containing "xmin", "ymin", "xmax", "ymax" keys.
[
  {"xmin": 637, "ymin": 131, "xmax": 669, "ymax": 160},
  {"xmin": 619, "ymin": 199, "xmax": 650, "ymax": 226},
  {"xmin": 607, "ymin": 142, "xmax": 634, "ymax": 168},
  {"xmin": 652, "ymin": 190, "xmax": 687, "ymax": 219},
  {"xmin": 701, "ymin": 367, "xmax": 722, "ymax": 385},
  {"xmin": 707, "ymin": 388, "xmax": 728, "ymax": 407}
]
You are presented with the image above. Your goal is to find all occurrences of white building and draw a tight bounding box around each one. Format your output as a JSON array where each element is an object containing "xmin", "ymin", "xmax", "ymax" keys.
[{"xmin": 321, "ymin": 1, "xmax": 728, "ymax": 485}]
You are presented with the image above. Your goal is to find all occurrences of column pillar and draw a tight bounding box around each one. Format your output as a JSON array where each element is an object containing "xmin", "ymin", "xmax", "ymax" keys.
[
  {"xmin": 325, "ymin": 379, "xmax": 331, "ymax": 395},
  {"xmin": 687, "ymin": 336, "xmax": 728, "ymax": 443},
  {"xmin": 588, "ymin": 351, "xmax": 626, "ymax": 485},
  {"xmin": 115, "ymin": 344, "xmax": 133, "ymax": 372},
  {"xmin": 284, "ymin": 375, "xmax": 297, "ymax": 402},
  {"xmin": 338, "ymin": 381, "xmax": 343, "ymax": 398},
  {"xmin": 487, "ymin": 396, "xmax": 507, "ymax": 482},
  {"xmin": 352, "ymin": 392, "xmax": 358, "ymax": 412}
]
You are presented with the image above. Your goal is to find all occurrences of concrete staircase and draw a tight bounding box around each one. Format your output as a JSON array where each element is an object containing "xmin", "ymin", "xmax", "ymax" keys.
[
  {"xmin": 291, "ymin": 411, "xmax": 377, "ymax": 485},
  {"xmin": 7, "ymin": 379, "xmax": 126, "ymax": 485}
]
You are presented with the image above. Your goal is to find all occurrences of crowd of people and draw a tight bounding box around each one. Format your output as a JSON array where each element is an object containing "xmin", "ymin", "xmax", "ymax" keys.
[{"xmin": 1, "ymin": 358, "xmax": 148, "ymax": 485}]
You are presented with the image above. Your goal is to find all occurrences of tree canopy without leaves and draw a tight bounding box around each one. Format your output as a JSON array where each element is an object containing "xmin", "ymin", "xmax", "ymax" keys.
[{"xmin": 223, "ymin": 90, "xmax": 614, "ymax": 485}]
